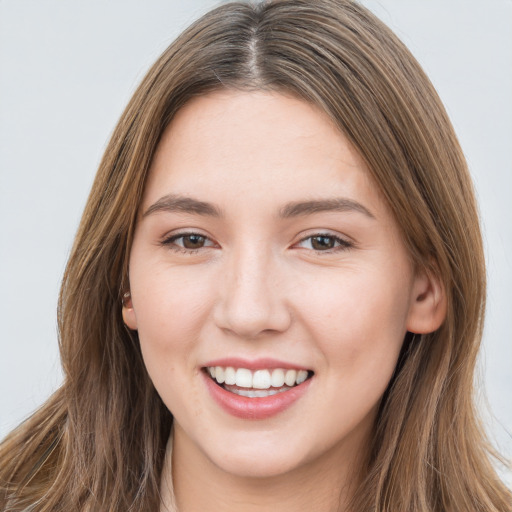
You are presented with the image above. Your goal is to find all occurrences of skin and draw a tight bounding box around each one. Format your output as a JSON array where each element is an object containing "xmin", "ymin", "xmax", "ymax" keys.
[{"xmin": 123, "ymin": 91, "xmax": 445, "ymax": 511}]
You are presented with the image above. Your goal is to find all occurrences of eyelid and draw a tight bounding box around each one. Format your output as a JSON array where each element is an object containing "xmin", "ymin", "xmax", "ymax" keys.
[
  {"xmin": 158, "ymin": 229, "xmax": 353, "ymax": 253},
  {"xmin": 293, "ymin": 231, "xmax": 354, "ymax": 252},
  {"xmin": 160, "ymin": 230, "xmax": 219, "ymax": 251}
]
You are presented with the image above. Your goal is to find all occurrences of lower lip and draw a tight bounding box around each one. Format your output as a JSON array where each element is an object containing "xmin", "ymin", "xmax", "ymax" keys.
[{"xmin": 203, "ymin": 372, "xmax": 312, "ymax": 420}]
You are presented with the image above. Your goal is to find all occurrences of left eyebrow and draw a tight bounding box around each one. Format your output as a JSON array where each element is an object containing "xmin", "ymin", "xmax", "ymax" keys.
[{"xmin": 279, "ymin": 198, "xmax": 375, "ymax": 219}]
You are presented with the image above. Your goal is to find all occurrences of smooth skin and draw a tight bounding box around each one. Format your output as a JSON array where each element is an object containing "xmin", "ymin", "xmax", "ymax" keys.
[{"xmin": 123, "ymin": 91, "xmax": 446, "ymax": 512}]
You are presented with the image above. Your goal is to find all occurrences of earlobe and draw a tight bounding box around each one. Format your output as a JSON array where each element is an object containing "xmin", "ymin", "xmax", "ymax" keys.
[
  {"xmin": 122, "ymin": 291, "xmax": 138, "ymax": 330},
  {"xmin": 406, "ymin": 267, "xmax": 447, "ymax": 334}
]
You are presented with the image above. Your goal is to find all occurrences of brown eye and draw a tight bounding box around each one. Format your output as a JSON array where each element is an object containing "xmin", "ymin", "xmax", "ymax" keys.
[
  {"xmin": 310, "ymin": 235, "xmax": 336, "ymax": 250},
  {"xmin": 182, "ymin": 234, "xmax": 206, "ymax": 249},
  {"xmin": 162, "ymin": 232, "xmax": 216, "ymax": 252},
  {"xmin": 296, "ymin": 234, "xmax": 352, "ymax": 252}
]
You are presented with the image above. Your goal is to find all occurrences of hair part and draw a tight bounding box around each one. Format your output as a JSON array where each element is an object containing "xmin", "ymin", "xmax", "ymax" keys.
[{"xmin": 1, "ymin": 1, "xmax": 510, "ymax": 510}]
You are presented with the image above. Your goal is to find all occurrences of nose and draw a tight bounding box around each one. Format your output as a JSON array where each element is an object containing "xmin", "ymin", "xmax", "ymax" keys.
[{"xmin": 213, "ymin": 246, "xmax": 292, "ymax": 339}]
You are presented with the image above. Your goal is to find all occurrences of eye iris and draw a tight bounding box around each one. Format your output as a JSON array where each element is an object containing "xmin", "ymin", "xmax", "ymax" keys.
[
  {"xmin": 183, "ymin": 235, "xmax": 205, "ymax": 249},
  {"xmin": 311, "ymin": 236, "xmax": 335, "ymax": 250}
]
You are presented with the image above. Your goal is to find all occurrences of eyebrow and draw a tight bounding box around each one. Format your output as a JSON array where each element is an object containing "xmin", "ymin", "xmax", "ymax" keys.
[
  {"xmin": 143, "ymin": 194, "xmax": 223, "ymax": 218},
  {"xmin": 279, "ymin": 198, "xmax": 375, "ymax": 219},
  {"xmin": 143, "ymin": 194, "xmax": 375, "ymax": 220}
]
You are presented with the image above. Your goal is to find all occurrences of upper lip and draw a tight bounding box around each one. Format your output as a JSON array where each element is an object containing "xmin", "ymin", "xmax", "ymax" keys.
[{"xmin": 202, "ymin": 357, "xmax": 311, "ymax": 371}]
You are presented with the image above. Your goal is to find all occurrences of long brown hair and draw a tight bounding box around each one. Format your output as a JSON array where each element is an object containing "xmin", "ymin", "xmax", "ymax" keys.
[{"xmin": 1, "ymin": 1, "xmax": 510, "ymax": 510}]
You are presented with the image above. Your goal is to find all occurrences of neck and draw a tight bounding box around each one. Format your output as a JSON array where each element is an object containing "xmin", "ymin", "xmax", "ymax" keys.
[{"xmin": 160, "ymin": 424, "xmax": 367, "ymax": 512}]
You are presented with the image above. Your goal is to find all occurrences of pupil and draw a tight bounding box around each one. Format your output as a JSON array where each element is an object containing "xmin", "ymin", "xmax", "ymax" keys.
[
  {"xmin": 183, "ymin": 235, "xmax": 205, "ymax": 249},
  {"xmin": 312, "ymin": 236, "xmax": 334, "ymax": 250}
]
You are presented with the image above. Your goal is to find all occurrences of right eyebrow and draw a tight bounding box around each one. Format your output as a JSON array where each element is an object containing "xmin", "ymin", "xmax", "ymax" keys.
[{"xmin": 142, "ymin": 194, "xmax": 223, "ymax": 218}]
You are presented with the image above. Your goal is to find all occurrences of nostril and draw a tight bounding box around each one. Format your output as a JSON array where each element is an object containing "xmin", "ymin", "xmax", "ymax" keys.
[{"xmin": 212, "ymin": 274, "xmax": 292, "ymax": 338}]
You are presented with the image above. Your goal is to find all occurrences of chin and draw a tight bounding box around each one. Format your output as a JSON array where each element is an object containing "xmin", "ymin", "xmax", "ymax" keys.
[{"xmin": 211, "ymin": 448, "xmax": 308, "ymax": 479}]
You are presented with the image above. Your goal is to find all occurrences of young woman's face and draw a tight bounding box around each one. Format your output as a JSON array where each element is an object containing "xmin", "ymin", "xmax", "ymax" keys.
[{"xmin": 124, "ymin": 91, "xmax": 435, "ymax": 479}]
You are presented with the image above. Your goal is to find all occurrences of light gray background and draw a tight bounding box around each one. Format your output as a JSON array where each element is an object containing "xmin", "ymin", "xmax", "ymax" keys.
[{"xmin": 1, "ymin": 0, "xmax": 511, "ymax": 483}]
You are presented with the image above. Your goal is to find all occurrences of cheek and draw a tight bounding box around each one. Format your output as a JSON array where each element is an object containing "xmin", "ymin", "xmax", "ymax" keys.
[
  {"xmin": 133, "ymin": 266, "xmax": 213, "ymax": 340},
  {"xmin": 130, "ymin": 267, "xmax": 216, "ymax": 418},
  {"xmin": 129, "ymin": 265, "xmax": 215, "ymax": 394},
  {"xmin": 296, "ymin": 265, "xmax": 412, "ymax": 369},
  {"xmin": 297, "ymin": 269, "xmax": 411, "ymax": 435}
]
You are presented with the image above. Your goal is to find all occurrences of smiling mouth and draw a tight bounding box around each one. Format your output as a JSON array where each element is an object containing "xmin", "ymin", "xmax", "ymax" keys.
[{"xmin": 204, "ymin": 366, "xmax": 314, "ymax": 398}]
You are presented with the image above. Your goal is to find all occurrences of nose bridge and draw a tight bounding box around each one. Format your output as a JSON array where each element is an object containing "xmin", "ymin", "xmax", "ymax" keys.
[{"xmin": 214, "ymin": 242, "xmax": 291, "ymax": 338}]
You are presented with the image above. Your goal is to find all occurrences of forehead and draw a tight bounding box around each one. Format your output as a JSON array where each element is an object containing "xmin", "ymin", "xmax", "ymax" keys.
[{"xmin": 143, "ymin": 90, "xmax": 383, "ymax": 216}]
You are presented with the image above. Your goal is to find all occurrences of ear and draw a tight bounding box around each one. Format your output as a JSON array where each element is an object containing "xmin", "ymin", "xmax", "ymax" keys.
[
  {"xmin": 406, "ymin": 266, "xmax": 447, "ymax": 334},
  {"xmin": 122, "ymin": 291, "xmax": 138, "ymax": 330}
]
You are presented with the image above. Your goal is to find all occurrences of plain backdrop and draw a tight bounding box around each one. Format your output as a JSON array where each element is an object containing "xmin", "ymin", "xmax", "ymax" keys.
[{"xmin": 1, "ymin": 0, "xmax": 511, "ymax": 483}]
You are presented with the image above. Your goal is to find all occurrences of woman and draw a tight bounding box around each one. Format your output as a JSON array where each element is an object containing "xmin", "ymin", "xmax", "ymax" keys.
[{"xmin": 1, "ymin": 1, "xmax": 510, "ymax": 510}]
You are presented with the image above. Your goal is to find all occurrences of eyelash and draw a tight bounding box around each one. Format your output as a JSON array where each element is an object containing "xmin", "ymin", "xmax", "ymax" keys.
[
  {"xmin": 295, "ymin": 233, "xmax": 353, "ymax": 253},
  {"xmin": 160, "ymin": 232, "xmax": 215, "ymax": 254},
  {"xmin": 160, "ymin": 232, "xmax": 353, "ymax": 255}
]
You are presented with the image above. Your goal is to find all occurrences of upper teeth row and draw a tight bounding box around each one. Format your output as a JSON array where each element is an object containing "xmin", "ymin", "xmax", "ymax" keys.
[{"xmin": 207, "ymin": 367, "xmax": 309, "ymax": 389}]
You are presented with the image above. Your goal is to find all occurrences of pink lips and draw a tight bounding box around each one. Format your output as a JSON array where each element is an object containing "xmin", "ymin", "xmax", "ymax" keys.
[{"xmin": 202, "ymin": 358, "xmax": 312, "ymax": 420}]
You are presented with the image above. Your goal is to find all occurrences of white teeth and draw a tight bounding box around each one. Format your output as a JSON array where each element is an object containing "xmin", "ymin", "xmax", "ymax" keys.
[
  {"xmin": 296, "ymin": 370, "xmax": 308, "ymax": 384},
  {"xmin": 253, "ymin": 369, "xmax": 272, "ymax": 389},
  {"xmin": 208, "ymin": 366, "xmax": 310, "ymax": 390},
  {"xmin": 271, "ymin": 368, "xmax": 285, "ymax": 387},
  {"xmin": 284, "ymin": 369, "xmax": 297, "ymax": 387},
  {"xmin": 224, "ymin": 367, "xmax": 236, "ymax": 385},
  {"xmin": 215, "ymin": 366, "xmax": 225, "ymax": 384},
  {"xmin": 235, "ymin": 368, "xmax": 253, "ymax": 388}
]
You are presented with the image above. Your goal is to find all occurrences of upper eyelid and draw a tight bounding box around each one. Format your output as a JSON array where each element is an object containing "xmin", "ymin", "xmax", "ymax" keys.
[
  {"xmin": 295, "ymin": 234, "xmax": 352, "ymax": 248},
  {"xmin": 162, "ymin": 231, "xmax": 349, "ymax": 240},
  {"xmin": 160, "ymin": 232, "xmax": 218, "ymax": 253},
  {"xmin": 300, "ymin": 234, "xmax": 348, "ymax": 242},
  {"xmin": 162, "ymin": 229, "xmax": 214, "ymax": 242},
  {"xmin": 295, "ymin": 229, "xmax": 354, "ymax": 244}
]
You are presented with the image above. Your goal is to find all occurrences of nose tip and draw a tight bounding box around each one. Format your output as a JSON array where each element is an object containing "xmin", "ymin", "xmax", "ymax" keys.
[
  {"xmin": 213, "ymin": 258, "xmax": 292, "ymax": 339},
  {"xmin": 216, "ymin": 299, "xmax": 291, "ymax": 339}
]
